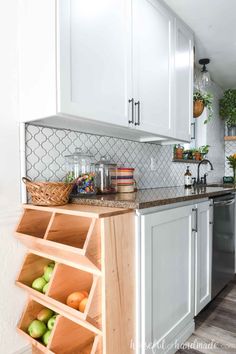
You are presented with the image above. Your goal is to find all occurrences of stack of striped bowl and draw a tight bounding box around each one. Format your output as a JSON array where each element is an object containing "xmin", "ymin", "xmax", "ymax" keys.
[{"xmin": 116, "ymin": 167, "xmax": 135, "ymax": 193}]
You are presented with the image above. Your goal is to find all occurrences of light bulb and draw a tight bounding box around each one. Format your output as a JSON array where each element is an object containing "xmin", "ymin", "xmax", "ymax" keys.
[{"xmin": 201, "ymin": 71, "xmax": 211, "ymax": 88}]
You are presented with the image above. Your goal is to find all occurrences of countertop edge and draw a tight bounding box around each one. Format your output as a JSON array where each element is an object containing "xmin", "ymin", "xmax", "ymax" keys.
[{"xmin": 71, "ymin": 187, "xmax": 236, "ymax": 210}]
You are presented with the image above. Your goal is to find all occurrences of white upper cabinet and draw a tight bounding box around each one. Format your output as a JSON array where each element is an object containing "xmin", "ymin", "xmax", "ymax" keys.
[
  {"xmin": 132, "ymin": 0, "xmax": 174, "ymax": 138},
  {"xmin": 19, "ymin": 0, "xmax": 132, "ymax": 129},
  {"xmin": 58, "ymin": 0, "xmax": 132, "ymax": 127},
  {"xmin": 174, "ymin": 19, "xmax": 194, "ymax": 142},
  {"xmin": 19, "ymin": 0, "xmax": 193, "ymax": 142}
]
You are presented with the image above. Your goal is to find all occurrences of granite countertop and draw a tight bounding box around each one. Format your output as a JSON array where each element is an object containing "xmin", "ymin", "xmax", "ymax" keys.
[{"xmin": 71, "ymin": 185, "xmax": 236, "ymax": 209}]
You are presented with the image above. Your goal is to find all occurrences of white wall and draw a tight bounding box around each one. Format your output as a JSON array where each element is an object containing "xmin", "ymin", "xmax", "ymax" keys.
[
  {"xmin": 0, "ymin": 1, "xmax": 28, "ymax": 353},
  {"xmin": 206, "ymin": 82, "xmax": 225, "ymax": 182}
]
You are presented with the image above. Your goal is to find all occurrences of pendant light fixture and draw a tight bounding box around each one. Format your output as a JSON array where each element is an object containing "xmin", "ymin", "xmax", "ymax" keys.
[{"xmin": 199, "ymin": 58, "xmax": 211, "ymax": 89}]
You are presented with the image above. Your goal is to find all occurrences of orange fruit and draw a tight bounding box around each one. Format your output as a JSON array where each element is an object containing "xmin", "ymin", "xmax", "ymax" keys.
[
  {"xmin": 81, "ymin": 290, "xmax": 89, "ymax": 297},
  {"xmin": 79, "ymin": 297, "xmax": 88, "ymax": 313},
  {"xmin": 66, "ymin": 292, "xmax": 85, "ymax": 310}
]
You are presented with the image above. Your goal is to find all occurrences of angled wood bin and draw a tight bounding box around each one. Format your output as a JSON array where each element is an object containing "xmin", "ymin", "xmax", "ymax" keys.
[{"xmin": 18, "ymin": 298, "xmax": 101, "ymax": 354}]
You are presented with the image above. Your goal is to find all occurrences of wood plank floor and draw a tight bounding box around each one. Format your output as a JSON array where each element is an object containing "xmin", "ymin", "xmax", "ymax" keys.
[{"xmin": 177, "ymin": 277, "xmax": 236, "ymax": 354}]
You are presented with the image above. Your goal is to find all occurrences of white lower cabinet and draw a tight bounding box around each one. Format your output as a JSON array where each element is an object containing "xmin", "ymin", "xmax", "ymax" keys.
[
  {"xmin": 195, "ymin": 200, "xmax": 213, "ymax": 315},
  {"xmin": 140, "ymin": 205, "xmax": 195, "ymax": 354},
  {"xmin": 139, "ymin": 200, "xmax": 213, "ymax": 353}
]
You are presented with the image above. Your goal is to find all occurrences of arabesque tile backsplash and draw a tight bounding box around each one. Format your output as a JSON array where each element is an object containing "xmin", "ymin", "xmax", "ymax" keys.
[{"xmin": 25, "ymin": 124, "xmax": 220, "ymax": 189}]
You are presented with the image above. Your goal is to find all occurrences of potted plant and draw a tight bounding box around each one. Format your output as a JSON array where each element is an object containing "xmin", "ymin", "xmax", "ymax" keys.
[
  {"xmin": 183, "ymin": 150, "xmax": 189, "ymax": 160},
  {"xmin": 226, "ymin": 154, "xmax": 236, "ymax": 183},
  {"xmin": 199, "ymin": 145, "xmax": 210, "ymax": 159},
  {"xmin": 219, "ymin": 89, "xmax": 236, "ymax": 135},
  {"xmin": 185, "ymin": 149, "xmax": 194, "ymax": 160},
  {"xmin": 193, "ymin": 90, "xmax": 213, "ymax": 124},
  {"xmin": 192, "ymin": 148, "xmax": 202, "ymax": 161},
  {"xmin": 174, "ymin": 144, "xmax": 184, "ymax": 159}
]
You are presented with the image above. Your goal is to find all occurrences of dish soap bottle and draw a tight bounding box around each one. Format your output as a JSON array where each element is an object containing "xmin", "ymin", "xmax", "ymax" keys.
[{"xmin": 184, "ymin": 166, "xmax": 192, "ymax": 188}]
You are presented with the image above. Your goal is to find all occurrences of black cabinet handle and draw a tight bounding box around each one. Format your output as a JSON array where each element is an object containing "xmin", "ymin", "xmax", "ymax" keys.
[
  {"xmin": 135, "ymin": 101, "xmax": 140, "ymax": 126},
  {"xmin": 191, "ymin": 122, "xmax": 196, "ymax": 140},
  {"xmin": 128, "ymin": 98, "xmax": 134, "ymax": 124},
  {"xmin": 192, "ymin": 208, "xmax": 198, "ymax": 232}
]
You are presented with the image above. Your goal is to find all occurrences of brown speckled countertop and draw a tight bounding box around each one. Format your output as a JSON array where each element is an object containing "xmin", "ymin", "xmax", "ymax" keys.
[{"xmin": 71, "ymin": 185, "xmax": 236, "ymax": 209}]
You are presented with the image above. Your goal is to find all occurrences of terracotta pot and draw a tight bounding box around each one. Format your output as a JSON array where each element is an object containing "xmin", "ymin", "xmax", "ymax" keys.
[
  {"xmin": 194, "ymin": 152, "xmax": 202, "ymax": 161},
  {"xmin": 193, "ymin": 99, "xmax": 204, "ymax": 118},
  {"xmin": 175, "ymin": 148, "xmax": 183, "ymax": 159}
]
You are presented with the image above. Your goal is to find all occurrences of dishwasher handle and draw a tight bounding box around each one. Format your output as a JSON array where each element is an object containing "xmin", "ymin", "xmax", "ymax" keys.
[{"xmin": 214, "ymin": 199, "xmax": 235, "ymax": 207}]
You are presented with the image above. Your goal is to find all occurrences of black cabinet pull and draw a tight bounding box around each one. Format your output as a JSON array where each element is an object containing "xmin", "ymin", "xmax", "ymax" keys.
[
  {"xmin": 192, "ymin": 208, "xmax": 198, "ymax": 232},
  {"xmin": 135, "ymin": 101, "xmax": 140, "ymax": 126},
  {"xmin": 191, "ymin": 122, "xmax": 196, "ymax": 140},
  {"xmin": 128, "ymin": 98, "xmax": 134, "ymax": 124}
]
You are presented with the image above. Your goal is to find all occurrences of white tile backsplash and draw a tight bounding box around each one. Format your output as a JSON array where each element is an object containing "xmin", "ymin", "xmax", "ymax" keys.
[{"xmin": 25, "ymin": 123, "xmax": 224, "ymax": 189}]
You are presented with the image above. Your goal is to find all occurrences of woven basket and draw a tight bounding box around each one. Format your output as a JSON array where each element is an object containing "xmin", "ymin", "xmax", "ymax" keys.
[
  {"xmin": 193, "ymin": 99, "xmax": 204, "ymax": 118},
  {"xmin": 22, "ymin": 177, "xmax": 74, "ymax": 206}
]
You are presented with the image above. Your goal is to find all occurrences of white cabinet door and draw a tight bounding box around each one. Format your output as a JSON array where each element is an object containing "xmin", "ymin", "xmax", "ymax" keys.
[
  {"xmin": 140, "ymin": 205, "xmax": 195, "ymax": 353},
  {"xmin": 174, "ymin": 19, "xmax": 194, "ymax": 142},
  {"xmin": 133, "ymin": 0, "xmax": 174, "ymax": 138},
  {"xmin": 58, "ymin": 0, "xmax": 132, "ymax": 127},
  {"xmin": 195, "ymin": 201, "xmax": 213, "ymax": 315}
]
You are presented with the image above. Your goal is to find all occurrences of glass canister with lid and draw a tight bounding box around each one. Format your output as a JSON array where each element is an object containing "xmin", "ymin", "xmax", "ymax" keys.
[
  {"xmin": 95, "ymin": 157, "xmax": 118, "ymax": 194},
  {"xmin": 65, "ymin": 148, "xmax": 96, "ymax": 195}
]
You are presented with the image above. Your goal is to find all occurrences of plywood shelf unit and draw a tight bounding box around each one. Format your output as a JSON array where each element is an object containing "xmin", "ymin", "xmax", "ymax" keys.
[{"xmin": 15, "ymin": 204, "xmax": 135, "ymax": 354}]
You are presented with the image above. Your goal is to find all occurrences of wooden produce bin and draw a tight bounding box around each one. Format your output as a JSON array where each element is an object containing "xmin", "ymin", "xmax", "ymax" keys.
[
  {"xmin": 47, "ymin": 263, "xmax": 100, "ymax": 324},
  {"xmin": 16, "ymin": 208, "xmax": 52, "ymax": 238},
  {"xmin": 15, "ymin": 204, "xmax": 135, "ymax": 354},
  {"xmin": 18, "ymin": 298, "xmax": 100, "ymax": 354},
  {"xmin": 16, "ymin": 253, "xmax": 55, "ymax": 295},
  {"xmin": 49, "ymin": 316, "xmax": 100, "ymax": 354},
  {"xmin": 16, "ymin": 207, "xmax": 101, "ymax": 274},
  {"xmin": 17, "ymin": 299, "xmax": 56, "ymax": 354}
]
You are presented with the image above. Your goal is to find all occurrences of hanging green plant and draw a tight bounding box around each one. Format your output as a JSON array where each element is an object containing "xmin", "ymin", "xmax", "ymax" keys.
[
  {"xmin": 193, "ymin": 90, "xmax": 213, "ymax": 124},
  {"xmin": 219, "ymin": 89, "xmax": 236, "ymax": 127}
]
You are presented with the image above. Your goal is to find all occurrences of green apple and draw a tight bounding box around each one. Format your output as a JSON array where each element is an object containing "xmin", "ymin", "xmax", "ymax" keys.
[
  {"xmin": 47, "ymin": 315, "xmax": 57, "ymax": 330},
  {"xmin": 28, "ymin": 320, "xmax": 47, "ymax": 338},
  {"xmin": 43, "ymin": 262, "xmax": 55, "ymax": 273},
  {"xmin": 32, "ymin": 277, "xmax": 47, "ymax": 292},
  {"xmin": 37, "ymin": 308, "xmax": 54, "ymax": 323},
  {"xmin": 42, "ymin": 282, "xmax": 50, "ymax": 294},
  {"xmin": 43, "ymin": 266, "xmax": 54, "ymax": 282},
  {"xmin": 42, "ymin": 330, "xmax": 52, "ymax": 346}
]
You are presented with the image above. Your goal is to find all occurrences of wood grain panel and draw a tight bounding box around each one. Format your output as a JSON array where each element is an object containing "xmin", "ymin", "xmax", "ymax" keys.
[{"xmin": 101, "ymin": 212, "xmax": 136, "ymax": 354}]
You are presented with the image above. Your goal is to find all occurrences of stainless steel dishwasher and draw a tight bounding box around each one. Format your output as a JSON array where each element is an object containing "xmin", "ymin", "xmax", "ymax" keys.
[{"xmin": 212, "ymin": 193, "xmax": 235, "ymax": 298}]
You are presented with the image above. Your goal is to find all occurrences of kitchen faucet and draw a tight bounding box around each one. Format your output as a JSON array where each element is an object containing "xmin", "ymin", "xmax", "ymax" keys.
[{"xmin": 196, "ymin": 159, "xmax": 214, "ymax": 185}]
